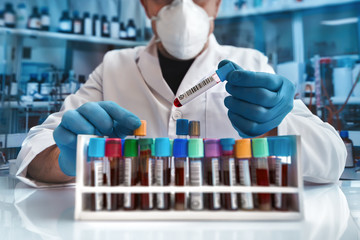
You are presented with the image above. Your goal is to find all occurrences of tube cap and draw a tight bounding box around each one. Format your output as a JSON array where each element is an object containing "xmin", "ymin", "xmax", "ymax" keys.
[
  {"xmin": 252, "ymin": 138, "xmax": 269, "ymax": 158},
  {"xmin": 139, "ymin": 138, "xmax": 153, "ymax": 151},
  {"xmin": 88, "ymin": 138, "xmax": 106, "ymax": 158},
  {"xmin": 204, "ymin": 139, "xmax": 220, "ymax": 157},
  {"xmin": 267, "ymin": 136, "xmax": 291, "ymax": 157},
  {"xmin": 220, "ymin": 138, "xmax": 235, "ymax": 152},
  {"xmin": 188, "ymin": 138, "xmax": 204, "ymax": 158},
  {"xmin": 235, "ymin": 139, "xmax": 252, "ymax": 159},
  {"xmin": 155, "ymin": 138, "xmax": 171, "ymax": 157},
  {"xmin": 215, "ymin": 62, "xmax": 236, "ymax": 82},
  {"xmin": 340, "ymin": 130, "xmax": 349, "ymax": 138},
  {"xmin": 105, "ymin": 138, "xmax": 122, "ymax": 157},
  {"xmin": 176, "ymin": 119, "xmax": 189, "ymax": 136},
  {"xmin": 189, "ymin": 121, "xmax": 200, "ymax": 137},
  {"xmin": 124, "ymin": 139, "xmax": 138, "ymax": 157},
  {"xmin": 134, "ymin": 120, "xmax": 146, "ymax": 136},
  {"xmin": 173, "ymin": 139, "xmax": 188, "ymax": 158}
]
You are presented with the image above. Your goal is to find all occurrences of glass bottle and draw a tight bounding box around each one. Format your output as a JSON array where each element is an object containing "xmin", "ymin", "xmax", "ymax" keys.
[
  {"xmin": 58, "ymin": 11, "xmax": 72, "ymax": 33},
  {"xmin": 28, "ymin": 7, "xmax": 41, "ymax": 30},
  {"xmin": 73, "ymin": 11, "xmax": 82, "ymax": 34},
  {"xmin": 126, "ymin": 19, "xmax": 136, "ymax": 41},
  {"xmin": 4, "ymin": 3, "xmax": 16, "ymax": 28},
  {"xmin": 40, "ymin": 7, "xmax": 50, "ymax": 31},
  {"xmin": 83, "ymin": 12, "xmax": 92, "ymax": 36}
]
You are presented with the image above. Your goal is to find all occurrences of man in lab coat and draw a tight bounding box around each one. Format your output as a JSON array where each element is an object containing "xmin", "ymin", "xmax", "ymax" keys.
[{"xmin": 16, "ymin": 0, "xmax": 346, "ymax": 187}]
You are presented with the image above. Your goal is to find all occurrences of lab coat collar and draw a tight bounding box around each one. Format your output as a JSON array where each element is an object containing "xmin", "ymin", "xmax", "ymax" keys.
[{"xmin": 136, "ymin": 34, "xmax": 223, "ymax": 104}]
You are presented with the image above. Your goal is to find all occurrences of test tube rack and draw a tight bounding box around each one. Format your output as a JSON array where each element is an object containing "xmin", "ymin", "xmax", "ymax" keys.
[{"xmin": 74, "ymin": 135, "xmax": 304, "ymax": 221}]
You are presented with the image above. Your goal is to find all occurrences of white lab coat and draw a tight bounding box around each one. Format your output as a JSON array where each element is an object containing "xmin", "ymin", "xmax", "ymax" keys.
[{"xmin": 15, "ymin": 35, "xmax": 346, "ymax": 187}]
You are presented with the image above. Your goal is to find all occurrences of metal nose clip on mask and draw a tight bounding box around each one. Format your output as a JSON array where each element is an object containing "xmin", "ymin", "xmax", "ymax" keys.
[{"xmin": 151, "ymin": 0, "xmax": 213, "ymax": 60}]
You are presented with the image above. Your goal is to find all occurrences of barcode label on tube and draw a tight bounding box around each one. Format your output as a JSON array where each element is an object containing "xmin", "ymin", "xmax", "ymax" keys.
[
  {"xmin": 211, "ymin": 158, "xmax": 221, "ymax": 209},
  {"xmin": 229, "ymin": 158, "xmax": 238, "ymax": 209},
  {"xmin": 124, "ymin": 158, "xmax": 132, "ymax": 208},
  {"xmin": 190, "ymin": 160, "xmax": 203, "ymax": 210},
  {"xmin": 275, "ymin": 158, "xmax": 282, "ymax": 209},
  {"xmin": 93, "ymin": 161, "xmax": 103, "ymax": 211},
  {"xmin": 239, "ymin": 159, "xmax": 253, "ymax": 209},
  {"xmin": 155, "ymin": 159, "xmax": 164, "ymax": 209},
  {"xmin": 148, "ymin": 159, "xmax": 154, "ymax": 208}
]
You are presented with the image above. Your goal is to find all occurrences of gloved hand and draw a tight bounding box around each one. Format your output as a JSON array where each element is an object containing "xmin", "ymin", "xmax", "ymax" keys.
[
  {"xmin": 53, "ymin": 101, "xmax": 141, "ymax": 176},
  {"xmin": 218, "ymin": 60, "xmax": 295, "ymax": 138}
]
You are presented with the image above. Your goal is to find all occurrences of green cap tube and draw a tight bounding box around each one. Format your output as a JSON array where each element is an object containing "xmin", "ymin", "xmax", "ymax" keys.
[
  {"xmin": 188, "ymin": 138, "xmax": 204, "ymax": 158},
  {"xmin": 124, "ymin": 139, "xmax": 138, "ymax": 157},
  {"xmin": 139, "ymin": 138, "xmax": 153, "ymax": 151},
  {"xmin": 252, "ymin": 138, "xmax": 269, "ymax": 158}
]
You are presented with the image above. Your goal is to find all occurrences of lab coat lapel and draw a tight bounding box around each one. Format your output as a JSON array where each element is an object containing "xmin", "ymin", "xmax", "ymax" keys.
[
  {"xmin": 176, "ymin": 34, "xmax": 224, "ymax": 96},
  {"xmin": 137, "ymin": 39, "xmax": 174, "ymax": 104}
]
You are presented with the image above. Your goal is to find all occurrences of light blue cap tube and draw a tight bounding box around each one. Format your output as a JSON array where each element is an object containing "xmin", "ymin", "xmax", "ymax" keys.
[
  {"xmin": 88, "ymin": 138, "xmax": 106, "ymax": 158},
  {"xmin": 216, "ymin": 62, "xmax": 236, "ymax": 82},
  {"xmin": 155, "ymin": 138, "xmax": 171, "ymax": 157}
]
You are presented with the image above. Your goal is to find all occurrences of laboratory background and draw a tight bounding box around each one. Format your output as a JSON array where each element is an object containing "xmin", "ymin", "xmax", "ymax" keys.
[{"xmin": 0, "ymin": 0, "xmax": 360, "ymax": 239}]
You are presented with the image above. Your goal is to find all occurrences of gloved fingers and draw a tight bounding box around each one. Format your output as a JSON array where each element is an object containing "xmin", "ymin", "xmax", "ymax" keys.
[
  {"xmin": 112, "ymin": 121, "xmax": 136, "ymax": 138},
  {"xmin": 228, "ymin": 111, "xmax": 284, "ymax": 137},
  {"xmin": 218, "ymin": 59, "xmax": 242, "ymax": 71},
  {"xmin": 53, "ymin": 125, "xmax": 78, "ymax": 149},
  {"xmin": 60, "ymin": 110, "xmax": 96, "ymax": 135},
  {"xmin": 77, "ymin": 102, "xmax": 114, "ymax": 136},
  {"xmin": 228, "ymin": 70, "xmax": 283, "ymax": 91},
  {"xmin": 58, "ymin": 151, "xmax": 76, "ymax": 176},
  {"xmin": 98, "ymin": 101, "xmax": 141, "ymax": 131},
  {"xmin": 225, "ymin": 84, "xmax": 281, "ymax": 108}
]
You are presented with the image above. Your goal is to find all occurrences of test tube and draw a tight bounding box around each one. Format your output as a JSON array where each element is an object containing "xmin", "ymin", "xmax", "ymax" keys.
[
  {"xmin": 123, "ymin": 139, "xmax": 138, "ymax": 210},
  {"xmin": 176, "ymin": 119, "xmax": 189, "ymax": 138},
  {"xmin": 267, "ymin": 136, "xmax": 291, "ymax": 211},
  {"xmin": 204, "ymin": 139, "xmax": 221, "ymax": 210},
  {"xmin": 174, "ymin": 62, "xmax": 236, "ymax": 107},
  {"xmin": 220, "ymin": 138, "xmax": 238, "ymax": 210},
  {"xmin": 134, "ymin": 120, "xmax": 147, "ymax": 184},
  {"xmin": 189, "ymin": 121, "xmax": 200, "ymax": 138},
  {"xmin": 104, "ymin": 138, "xmax": 122, "ymax": 210},
  {"xmin": 139, "ymin": 138, "xmax": 155, "ymax": 210},
  {"xmin": 88, "ymin": 138, "xmax": 106, "ymax": 211},
  {"xmin": 252, "ymin": 138, "xmax": 272, "ymax": 211},
  {"xmin": 173, "ymin": 139, "xmax": 188, "ymax": 210},
  {"xmin": 234, "ymin": 139, "xmax": 254, "ymax": 210},
  {"xmin": 188, "ymin": 138, "xmax": 204, "ymax": 210},
  {"xmin": 155, "ymin": 138, "xmax": 171, "ymax": 210}
]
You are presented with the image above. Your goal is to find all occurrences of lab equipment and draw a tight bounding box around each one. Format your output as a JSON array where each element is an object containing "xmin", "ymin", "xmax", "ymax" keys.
[
  {"xmin": 126, "ymin": 19, "xmax": 136, "ymax": 41},
  {"xmin": 155, "ymin": 138, "xmax": 171, "ymax": 210},
  {"xmin": 123, "ymin": 139, "xmax": 138, "ymax": 210},
  {"xmin": 173, "ymin": 139, "xmax": 188, "ymax": 210},
  {"xmin": 0, "ymin": 11, "xmax": 4, "ymax": 27},
  {"xmin": 4, "ymin": 3, "xmax": 16, "ymax": 28},
  {"xmin": 139, "ymin": 138, "xmax": 155, "ymax": 210},
  {"xmin": 119, "ymin": 22, "xmax": 127, "ymax": 39},
  {"xmin": 83, "ymin": 12, "xmax": 92, "ymax": 36},
  {"xmin": 220, "ymin": 138, "xmax": 238, "ymax": 210},
  {"xmin": 58, "ymin": 11, "xmax": 72, "ymax": 33},
  {"xmin": 28, "ymin": 7, "xmax": 41, "ymax": 30},
  {"xmin": 16, "ymin": 3, "xmax": 28, "ymax": 29},
  {"xmin": 176, "ymin": 119, "xmax": 189, "ymax": 138},
  {"xmin": 88, "ymin": 138, "xmax": 106, "ymax": 211},
  {"xmin": 40, "ymin": 7, "xmax": 50, "ymax": 31},
  {"xmin": 340, "ymin": 131, "xmax": 354, "ymax": 168},
  {"xmin": 53, "ymin": 101, "xmax": 141, "ymax": 176},
  {"xmin": 101, "ymin": 15, "xmax": 110, "ymax": 37},
  {"xmin": 204, "ymin": 139, "xmax": 221, "ymax": 210},
  {"xmin": 27, "ymin": 74, "xmax": 39, "ymax": 96},
  {"xmin": 320, "ymin": 58, "xmax": 333, "ymax": 97},
  {"xmin": 220, "ymin": 60, "xmax": 295, "ymax": 137},
  {"xmin": 333, "ymin": 58, "xmax": 354, "ymax": 98},
  {"xmin": 93, "ymin": 14, "xmax": 101, "ymax": 37},
  {"xmin": 234, "ymin": 139, "xmax": 254, "ymax": 210},
  {"xmin": 104, "ymin": 138, "xmax": 122, "ymax": 210},
  {"xmin": 188, "ymin": 138, "xmax": 204, "ymax": 210},
  {"xmin": 134, "ymin": 120, "xmax": 147, "ymax": 183},
  {"xmin": 252, "ymin": 138, "xmax": 271, "ymax": 211},
  {"xmin": 189, "ymin": 121, "xmax": 200, "ymax": 138},
  {"xmin": 73, "ymin": 11, "xmax": 82, "ymax": 34},
  {"xmin": 110, "ymin": 17, "xmax": 119, "ymax": 39},
  {"xmin": 174, "ymin": 62, "xmax": 235, "ymax": 107}
]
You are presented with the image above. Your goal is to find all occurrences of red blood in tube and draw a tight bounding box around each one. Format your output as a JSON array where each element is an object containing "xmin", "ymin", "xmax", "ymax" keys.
[
  {"xmin": 256, "ymin": 168, "xmax": 271, "ymax": 210},
  {"xmin": 174, "ymin": 98, "xmax": 182, "ymax": 108}
]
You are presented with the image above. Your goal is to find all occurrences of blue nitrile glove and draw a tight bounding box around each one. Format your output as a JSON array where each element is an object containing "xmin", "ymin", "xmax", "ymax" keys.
[
  {"xmin": 53, "ymin": 101, "xmax": 141, "ymax": 176},
  {"xmin": 218, "ymin": 60, "xmax": 295, "ymax": 138}
]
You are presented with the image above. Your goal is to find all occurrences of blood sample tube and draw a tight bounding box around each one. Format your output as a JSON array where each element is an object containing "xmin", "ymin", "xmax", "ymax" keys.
[
  {"xmin": 176, "ymin": 119, "xmax": 189, "ymax": 138},
  {"xmin": 252, "ymin": 138, "xmax": 272, "ymax": 211},
  {"xmin": 139, "ymin": 138, "xmax": 155, "ymax": 210},
  {"xmin": 104, "ymin": 138, "xmax": 122, "ymax": 210},
  {"xmin": 134, "ymin": 120, "xmax": 147, "ymax": 184},
  {"xmin": 188, "ymin": 138, "xmax": 204, "ymax": 210},
  {"xmin": 173, "ymin": 138, "xmax": 188, "ymax": 210},
  {"xmin": 154, "ymin": 138, "xmax": 171, "ymax": 210},
  {"xmin": 189, "ymin": 121, "xmax": 200, "ymax": 138},
  {"xmin": 234, "ymin": 139, "xmax": 254, "ymax": 210},
  {"xmin": 88, "ymin": 138, "xmax": 106, "ymax": 211},
  {"xmin": 267, "ymin": 136, "xmax": 291, "ymax": 211},
  {"xmin": 204, "ymin": 139, "xmax": 221, "ymax": 210},
  {"xmin": 220, "ymin": 138, "xmax": 238, "ymax": 210},
  {"xmin": 123, "ymin": 139, "xmax": 138, "ymax": 210},
  {"xmin": 174, "ymin": 62, "xmax": 236, "ymax": 107}
]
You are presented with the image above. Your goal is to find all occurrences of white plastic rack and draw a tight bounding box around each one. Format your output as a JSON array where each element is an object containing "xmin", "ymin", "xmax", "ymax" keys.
[{"xmin": 74, "ymin": 135, "xmax": 304, "ymax": 221}]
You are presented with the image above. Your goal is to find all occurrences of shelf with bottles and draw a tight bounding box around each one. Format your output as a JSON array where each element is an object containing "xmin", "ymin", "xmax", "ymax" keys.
[
  {"xmin": 217, "ymin": 0, "xmax": 360, "ymax": 19},
  {"xmin": 0, "ymin": 2, "xmax": 148, "ymax": 47}
]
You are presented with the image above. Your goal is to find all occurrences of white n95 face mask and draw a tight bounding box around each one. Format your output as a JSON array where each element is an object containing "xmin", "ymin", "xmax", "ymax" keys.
[{"xmin": 151, "ymin": 0, "xmax": 213, "ymax": 60}]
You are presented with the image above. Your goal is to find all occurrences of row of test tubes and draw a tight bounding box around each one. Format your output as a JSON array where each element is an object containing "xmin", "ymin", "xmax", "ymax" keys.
[{"xmin": 84, "ymin": 119, "xmax": 294, "ymax": 212}]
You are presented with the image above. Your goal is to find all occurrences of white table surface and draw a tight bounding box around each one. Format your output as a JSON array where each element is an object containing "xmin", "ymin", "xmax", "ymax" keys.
[{"xmin": 0, "ymin": 170, "xmax": 359, "ymax": 240}]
